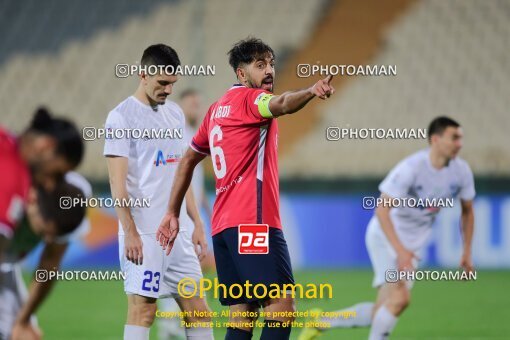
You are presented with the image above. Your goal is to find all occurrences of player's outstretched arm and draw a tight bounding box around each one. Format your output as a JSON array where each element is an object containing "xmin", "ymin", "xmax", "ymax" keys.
[
  {"xmin": 459, "ymin": 199, "xmax": 475, "ymax": 273},
  {"xmin": 13, "ymin": 242, "xmax": 67, "ymax": 340},
  {"xmin": 268, "ymin": 75, "xmax": 335, "ymax": 117},
  {"xmin": 157, "ymin": 148, "xmax": 206, "ymax": 255}
]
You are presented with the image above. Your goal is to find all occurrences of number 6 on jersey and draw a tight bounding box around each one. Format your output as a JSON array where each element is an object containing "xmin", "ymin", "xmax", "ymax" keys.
[{"xmin": 210, "ymin": 125, "xmax": 227, "ymax": 179}]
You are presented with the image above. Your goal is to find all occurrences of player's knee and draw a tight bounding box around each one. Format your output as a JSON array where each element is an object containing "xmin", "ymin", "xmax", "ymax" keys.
[
  {"xmin": 141, "ymin": 303, "xmax": 158, "ymax": 326},
  {"xmin": 184, "ymin": 305, "xmax": 212, "ymax": 323},
  {"xmin": 284, "ymin": 299, "xmax": 297, "ymax": 322},
  {"xmin": 229, "ymin": 309, "xmax": 258, "ymax": 324},
  {"xmin": 389, "ymin": 288, "xmax": 410, "ymax": 312},
  {"xmin": 228, "ymin": 304, "xmax": 259, "ymax": 326},
  {"xmin": 179, "ymin": 297, "xmax": 213, "ymax": 323},
  {"xmin": 265, "ymin": 297, "xmax": 296, "ymax": 322},
  {"xmin": 129, "ymin": 301, "xmax": 157, "ymax": 326}
]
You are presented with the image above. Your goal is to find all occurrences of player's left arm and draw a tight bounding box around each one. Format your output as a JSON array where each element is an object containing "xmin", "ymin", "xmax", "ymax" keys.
[
  {"xmin": 13, "ymin": 241, "xmax": 68, "ymax": 338},
  {"xmin": 459, "ymin": 199, "xmax": 475, "ymax": 273},
  {"xmin": 184, "ymin": 187, "xmax": 208, "ymax": 261}
]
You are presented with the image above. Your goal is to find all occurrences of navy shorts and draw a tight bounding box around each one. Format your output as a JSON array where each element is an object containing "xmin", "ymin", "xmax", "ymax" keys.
[{"xmin": 212, "ymin": 227, "xmax": 295, "ymax": 306}]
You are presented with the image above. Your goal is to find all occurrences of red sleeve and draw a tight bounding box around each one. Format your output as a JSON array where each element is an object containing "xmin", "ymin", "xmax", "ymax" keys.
[
  {"xmin": 0, "ymin": 132, "xmax": 30, "ymax": 238},
  {"xmin": 242, "ymin": 88, "xmax": 274, "ymax": 124},
  {"xmin": 190, "ymin": 104, "xmax": 213, "ymax": 155}
]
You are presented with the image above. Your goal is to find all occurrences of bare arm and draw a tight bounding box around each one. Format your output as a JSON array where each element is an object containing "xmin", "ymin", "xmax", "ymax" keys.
[
  {"xmin": 459, "ymin": 199, "xmax": 475, "ymax": 272},
  {"xmin": 169, "ymin": 148, "xmax": 206, "ymax": 217},
  {"xmin": 268, "ymin": 75, "xmax": 335, "ymax": 117},
  {"xmin": 157, "ymin": 148, "xmax": 206, "ymax": 254},
  {"xmin": 375, "ymin": 193, "xmax": 418, "ymax": 271},
  {"xmin": 106, "ymin": 156, "xmax": 143, "ymax": 264},
  {"xmin": 185, "ymin": 187, "xmax": 201, "ymax": 224},
  {"xmin": 14, "ymin": 242, "xmax": 67, "ymax": 326}
]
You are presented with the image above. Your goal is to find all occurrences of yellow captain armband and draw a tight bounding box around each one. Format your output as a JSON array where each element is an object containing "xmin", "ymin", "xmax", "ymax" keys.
[{"xmin": 256, "ymin": 93, "xmax": 274, "ymax": 118}]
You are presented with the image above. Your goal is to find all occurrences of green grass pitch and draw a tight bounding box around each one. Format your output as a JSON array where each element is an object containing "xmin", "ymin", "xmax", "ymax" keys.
[{"xmin": 28, "ymin": 270, "xmax": 510, "ymax": 339}]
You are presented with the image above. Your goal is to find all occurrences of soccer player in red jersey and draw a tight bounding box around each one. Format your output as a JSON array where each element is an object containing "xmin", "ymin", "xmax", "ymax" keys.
[
  {"xmin": 0, "ymin": 108, "xmax": 83, "ymax": 257},
  {"xmin": 0, "ymin": 108, "xmax": 85, "ymax": 340},
  {"xmin": 157, "ymin": 38, "xmax": 334, "ymax": 339}
]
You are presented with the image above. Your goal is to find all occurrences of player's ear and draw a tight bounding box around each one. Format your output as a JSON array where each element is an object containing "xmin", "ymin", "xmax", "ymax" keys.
[
  {"xmin": 139, "ymin": 72, "xmax": 147, "ymax": 83},
  {"xmin": 429, "ymin": 134, "xmax": 438, "ymax": 145},
  {"xmin": 236, "ymin": 67, "xmax": 246, "ymax": 82}
]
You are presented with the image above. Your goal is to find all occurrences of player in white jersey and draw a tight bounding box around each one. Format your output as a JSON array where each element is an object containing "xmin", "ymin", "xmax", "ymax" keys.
[
  {"xmin": 299, "ymin": 117, "xmax": 476, "ymax": 340},
  {"xmin": 104, "ymin": 45, "xmax": 213, "ymax": 340},
  {"xmin": 157, "ymin": 89, "xmax": 214, "ymax": 340}
]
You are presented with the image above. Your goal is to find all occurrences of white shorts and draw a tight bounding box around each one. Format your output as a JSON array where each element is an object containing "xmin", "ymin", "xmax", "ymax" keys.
[
  {"xmin": 0, "ymin": 263, "xmax": 38, "ymax": 339},
  {"xmin": 118, "ymin": 229, "xmax": 202, "ymax": 299},
  {"xmin": 365, "ymin": 217, "xmax": 420, "ymax": 289}
]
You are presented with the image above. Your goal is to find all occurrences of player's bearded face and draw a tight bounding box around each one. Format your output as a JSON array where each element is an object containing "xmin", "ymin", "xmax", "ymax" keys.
[
  {"xmin": 143, "ymin": 74, "xmax": 178, "ymax": 105},
  {"xmin": 244, "ymin": 55, "xmax": 275, "ymax": 92}
]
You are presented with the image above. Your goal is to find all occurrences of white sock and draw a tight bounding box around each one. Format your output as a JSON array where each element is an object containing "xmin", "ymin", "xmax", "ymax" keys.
[
  {"xmin": 124, "ymin": 324, "xmax": 150, "ymax": 340},
  {"xmin": 369, "ymin": 306, "xmax": 398, "ymax": 340},
  {"xmin": 185, "ymin": 325, "xmax": 214, "ymax": 339},
  {"xmin": 319, "ymin": 302, "xmax": 374, "ymax": 329},
  {"xmin": 158, "ymin": 299, "xmax": 186, "ymax": 339}
]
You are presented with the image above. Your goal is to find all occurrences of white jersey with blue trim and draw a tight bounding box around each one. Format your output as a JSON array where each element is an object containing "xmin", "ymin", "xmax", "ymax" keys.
[
  {"xmin": 103, "ymin": 96, "xmax": 192, "ymax": 235},
  {"xmin": 378, "ymin": 148, "xmax": 475, "ymax": 250}
]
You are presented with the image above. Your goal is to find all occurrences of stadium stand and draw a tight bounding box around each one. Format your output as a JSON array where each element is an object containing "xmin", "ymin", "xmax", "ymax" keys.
[
  {"xmin": 0, "ymin": 0, "xmax": 328, "ymax": 178},
  {"xmin": 1, "ymin": 0, "xmax": 508, "ymax": 178},
  {"xmin": 280, "ymin": 0, "xmax": 510, "ymax": 177}
]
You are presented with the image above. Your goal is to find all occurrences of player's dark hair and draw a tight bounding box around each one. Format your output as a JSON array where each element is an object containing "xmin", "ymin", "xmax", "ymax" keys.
[
  {"xmin": 427, "ymin": 116, "xmax": 461, "ymax": 141},
  {"xmin": 179, "ymin": 88, "xmax": 199, "ymax": 100},
  {"xmin": 37, "ymin": 181, "xmax": 86, "ymax": 236},
  {"xmin": 228, "ymin": 37, "xmax": 274, "ymax": 73},
  {"xmin": 28, "ymin": 107, "xmax": 84, "ymax": 169},
  {"xmin": 141, "ymin": 44, "xmax": 181, "ymax": 69}
]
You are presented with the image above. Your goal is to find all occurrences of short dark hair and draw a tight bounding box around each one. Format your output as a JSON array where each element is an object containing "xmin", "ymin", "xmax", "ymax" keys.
[
  {"xmin": 427, "ymin": 116, "xmax": 461, "ymax": 141},
  {"xmin": 179, "ymin": 88, "xmax": 199, "ymax": 100},
  {"xmin": 37, "ymin": 181, "xmax": 86, "ymax": 236},
  {"xmin": 228, "ymin": 37, "xmax": 274, "ymax": 73},
  {"xmin": 28, "ymin": 107, "xmax": 84, "ymax": 169},
  {"xmin": 141, "ymin": 44, "xmax": 180, "ymax": 69}
]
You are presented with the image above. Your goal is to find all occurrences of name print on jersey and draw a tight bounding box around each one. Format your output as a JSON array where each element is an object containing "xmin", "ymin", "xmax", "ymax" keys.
[{"xmin": 210, "ymin": 105, "xmax": 231, "ymax": 120}]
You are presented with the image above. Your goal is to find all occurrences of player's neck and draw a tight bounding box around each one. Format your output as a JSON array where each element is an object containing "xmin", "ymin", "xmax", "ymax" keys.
[
  {"xmin": 133, "ymin": 87, "xmax": 158, "ymax": 108},
  {"xmin": 429, "ymin": 148, "xmax": 449, "ymax": 169}
]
